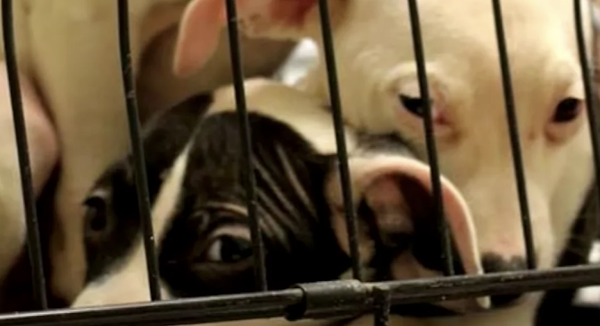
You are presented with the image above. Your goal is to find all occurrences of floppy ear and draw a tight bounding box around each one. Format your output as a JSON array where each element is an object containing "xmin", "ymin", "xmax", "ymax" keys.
[
  {"xmin": 324, "ymin": 155, "xmax": 490, "ymax": 313},
  {"xmin": 172, "ymin": 0, "xmax": 342, "ymax": 77},
  {"xmin": 173, "ymin": 0, "xmax": 227, "ymax": 77}
]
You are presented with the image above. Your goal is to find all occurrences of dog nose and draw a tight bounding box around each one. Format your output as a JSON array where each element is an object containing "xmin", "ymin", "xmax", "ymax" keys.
[{"xmin": 482, "ymin": 253, "xmax": 527, "ymax": 307}]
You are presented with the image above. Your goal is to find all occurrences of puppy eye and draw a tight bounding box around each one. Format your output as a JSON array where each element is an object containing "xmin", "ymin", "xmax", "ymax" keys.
[
  {"xmin": 399, "ymin": 94, "xmax": 425, "ymax": 117},
  {"xmin": 84, "ymin": 196, "xmax": 108, "ymax": 233},
  {"xmin": 553, "ymin": 97, "xmax": 581, "ymax": 123},
  {"xmin": 206, "ymin": 235, "xmax": 253, "ymax": 263}
]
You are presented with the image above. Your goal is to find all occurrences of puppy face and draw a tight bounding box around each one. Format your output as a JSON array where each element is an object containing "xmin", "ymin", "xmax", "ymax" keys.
[
  {"xmin": 72, "ymin": 80, "xmax": 485, "ymax": 321},
  {"xmin": 172, "ymin": 0, "xmax": 597, "ymax": 309},
  {"xmin": 78, "ymin": 111, "xmax": 350, "ymax": 306},
  {"xmin": 71, "ymin": 82, "xmax": 355, "ymax": 307}
]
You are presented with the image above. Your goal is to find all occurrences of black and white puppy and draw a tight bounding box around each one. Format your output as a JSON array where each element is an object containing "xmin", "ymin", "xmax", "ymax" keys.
[{"xmin": 70, "ymin": 78, "xmax": 488, "ymax": 325}]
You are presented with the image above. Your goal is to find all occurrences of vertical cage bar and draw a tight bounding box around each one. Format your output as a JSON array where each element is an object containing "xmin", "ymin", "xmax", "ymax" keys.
[
  {"xmin": 373, "ymin": 286, "xmax": 391, "ymax": 326},
  {"xmin": 491, "ymin": 0, "xmax": 536, "ymax": 269},
  {"xmin": 223, "ymin": 0, "xmax": 268, "ymax": 291},
  {"xmin": 591, "ymin": 0, "xmax": 600, "ymax": 241},
  {"xmin": 1, "ymin": 0, "xmax": 48, "ymax": 310},
  {"xmin": 116, "ymin": 0, "xmax": 161, "ymax": 300},
  {"xmin": 316, "ymin": 0, "xmax": 362, "ymax": 281},
  {"xmin": 591, "ymin": 0, "xmax": 600, "ymax": 62},
  {"xmin": 406, "ymin": 0, "xmax": 454, "ymax": 276},
  {"xmin": 575, "ymin": 0, "xmax": 600, "ymax": 222}
]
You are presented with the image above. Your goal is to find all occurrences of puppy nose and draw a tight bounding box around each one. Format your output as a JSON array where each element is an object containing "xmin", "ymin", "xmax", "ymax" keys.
[{"xmin": 482, "ymin": 253, "xmax": 527, "ymax": 307}]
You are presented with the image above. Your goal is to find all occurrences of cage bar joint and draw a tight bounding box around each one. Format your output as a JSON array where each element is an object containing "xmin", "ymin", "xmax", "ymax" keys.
[{"xmin": 285, "ymin": 280, "xmax": 371, "ymax": 321}]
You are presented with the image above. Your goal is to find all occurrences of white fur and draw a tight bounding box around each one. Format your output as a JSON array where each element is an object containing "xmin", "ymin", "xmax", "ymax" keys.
[
  {"xmin": 0, "ymin": 0, "xmax": 294, "ymax": 303},
  {"xmin": 205, "ymin": 78, "xmax": 358, "ymax": 155},
  {"xmin": 72, "ymin": 142, "xmax": 191, "ymax": 307},
  {"xmin": 305, "ymin": 0, "xmax": 594, "ymax": 279},
  {"xmin": 302, "ymin": 0, "xmax": 594, "ymax": 273}
]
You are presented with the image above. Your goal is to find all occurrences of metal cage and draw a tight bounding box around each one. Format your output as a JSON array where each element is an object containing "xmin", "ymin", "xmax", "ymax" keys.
[{"xmin": 1, "ymin": 0, "xmax": 600, "ymax": 325}]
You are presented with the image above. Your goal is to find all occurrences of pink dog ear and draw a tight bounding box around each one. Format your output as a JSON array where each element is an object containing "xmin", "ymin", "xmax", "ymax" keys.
[
  {"xmin": 173, "ymin": 0, "xmax": 323, "ymax": 78},
  {"xmin": 325, "ymin": 156, "xmax": 490, "ymax": 312},
  {"xmin": 173, "ymin": 0, "xmax": 227, "ymax": 77}
]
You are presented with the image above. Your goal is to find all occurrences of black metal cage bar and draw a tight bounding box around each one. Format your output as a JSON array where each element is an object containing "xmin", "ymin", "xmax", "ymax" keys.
[
  {"xmin": 1, "ymin": 0, "xmax": 600, "ymax": 325},
  {"xmin": 491, "ymin": 0, "xmax": 537, "ymax": 269},
  {"xmin": 116, "ymin": 0, "xmax": 162, "ymax": 301},
  {"xmin": 223, "ymin": 0, "xmax": 269, "ymax": 292},
  {"xmin": 406, "ymin": 0, "xmax": 454, "ymax": 276},
  {"xmin": 1, "ymin": 0, "xmax": 48, "ymax": 311},
  {"xmin": 316, "ymin": 0, "xmax": 363, "ymax": 281},
  {"xmin": 373, "ymin": 286, "xmax": 391, "ymax": 326},
  {"xmin": 576, "ymin": 0, "xmax": 600, "ymax": 230},
  {"xmin": 1, "ymin": 264, "xmax": 600, "ymax": 326}
]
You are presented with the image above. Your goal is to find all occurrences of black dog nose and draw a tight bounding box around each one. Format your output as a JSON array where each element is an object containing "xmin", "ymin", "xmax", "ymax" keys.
[{"xmin": 482, "ymin": 253, "xmax": 528, "ymax": 307}]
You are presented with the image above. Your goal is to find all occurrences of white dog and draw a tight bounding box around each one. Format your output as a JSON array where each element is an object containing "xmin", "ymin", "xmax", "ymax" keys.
[
  {"xmin": 168, "ymin": 0, "xmax": 599, "ymax": 324},
  {"xmin": 0, "ymin": 0, "xmax": 296, "ymax": 306}
]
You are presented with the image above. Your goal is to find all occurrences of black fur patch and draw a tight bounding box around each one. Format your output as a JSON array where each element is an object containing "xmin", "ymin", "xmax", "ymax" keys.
[
  {"xmin": 83, "ymin": 93, "xmax": 213, "ymax": 282},
  {"xmin": 82, "ymin": 104, "xmax": 350, "ymax": 297},
  {"xmin": 158, "ymin": 112, "xmax": 349, "ymax": 297}
]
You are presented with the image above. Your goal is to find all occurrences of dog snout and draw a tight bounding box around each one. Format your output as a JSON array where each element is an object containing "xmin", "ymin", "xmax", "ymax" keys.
[{"xmin": 482, "ymin": 253, "xmax": 528, "ymax": 307}]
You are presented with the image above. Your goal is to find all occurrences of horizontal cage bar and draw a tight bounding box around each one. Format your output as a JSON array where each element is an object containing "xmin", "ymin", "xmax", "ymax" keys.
[{"xmin": 1, "ymin": 265, "xmax": 600, "ymax": 326}]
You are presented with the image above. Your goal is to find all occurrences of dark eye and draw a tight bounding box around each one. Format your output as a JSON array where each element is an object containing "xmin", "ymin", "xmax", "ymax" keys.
[
  {"xmin": 553, "ymin": 98, "xmax": 581, "ymax": 123},
  {"xmin": 84, "ymin": 196, "xmax": 108, "ymax": 234},
  {"xmin": 206, "ymin": 236, "xmax": 253, "ymax": 263},
  {"xmin": 399, "ymin": 94, "xmax": 427, "ymax": 117}
]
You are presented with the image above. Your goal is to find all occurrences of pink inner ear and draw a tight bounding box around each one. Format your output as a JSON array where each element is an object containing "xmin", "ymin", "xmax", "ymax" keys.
[
  {"xmin": 172, "ymin": 0, "xmax": 319, "ymax": 77},
  {"xmin": 172, "ymin": 0, "xmax": 227, "ymax": 77},
  {"xmin": 364, "ymin": 176, "xmax": 414, "ymax": 234},
  {"xmin": 355, "ymin": 159, "xmax": 482, "ymax": 277},
  {"xmin": 401, "ymin": 168, "xmax": 480, "ymax": 275},
  {"xmin": 406, "ymin": 170, "xmax": 491, "ymax": 310},
  {"xmin": 356, "ymin": 159, "xmax": 489, "ymax": 310},
  {"xmin": 325, "ymin": 156, "xmax": 489, "ymax": 310}
]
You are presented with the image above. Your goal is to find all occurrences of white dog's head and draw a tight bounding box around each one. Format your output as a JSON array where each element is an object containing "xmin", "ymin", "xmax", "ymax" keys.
[{"xmin": 171, "ymin": 0, "xmax": 598, "ymax": 310}]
